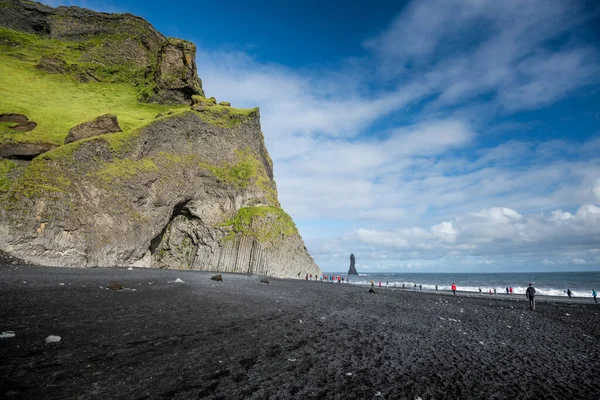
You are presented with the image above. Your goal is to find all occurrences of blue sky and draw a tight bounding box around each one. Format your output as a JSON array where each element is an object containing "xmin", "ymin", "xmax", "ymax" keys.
[{"xmin": 43, "ymin": 0, "xmax": 600, "ymax": 273}]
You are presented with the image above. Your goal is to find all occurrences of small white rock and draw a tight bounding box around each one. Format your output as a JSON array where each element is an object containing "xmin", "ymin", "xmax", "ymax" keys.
[
  {"xmin": 288, "ymin": 358, "xmax": 296, "ymax": 362},
  {"xmin": 59, "ymin": 283, "xmax": 65, "ymax": 286},
  {"xmin": 0, "ymin": 331, "xmax": 16, "ymax": 339},
  {"xmin": 374, "ymin": 391, "xmax": 382, "ymax": 397},
  {"xmin": 346, "ymin": 372, "xmax": 352, "ymax": 376},
  {"xmin": 299, "ymin": 319, "xmax": 303, "ymax": 323},
  {"xmin": 45, "ymin": 335, "xmax": 61, "ymax": 344},
  {"xmin": 565, "ymin": 313, "xmax": 570, "ymax": 316},
  {"xmin": 127, "ymin": 267, "xmax": 133, "ymax": 271},
  {"xmin": 174, "ymin": 278, "xmax": 184, "ymax": 283},
  {"xmin": 22, "ymin": 281, "xmax": 26, "ymax": 284}
]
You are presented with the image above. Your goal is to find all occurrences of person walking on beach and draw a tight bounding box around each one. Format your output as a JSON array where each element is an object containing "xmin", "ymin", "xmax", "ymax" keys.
[
  {"xmin": 419, "ymin": 284, "xmax": 422, "ymax": 291},
  {"xmin": 526, "ymin": 283, "xmax": 536, "ymax": 310},
  {"xmin": 593, "ymin": 289, "xmax": 597, "ymax": 303},
  {"xmin": 506, "ymin": 287, "xmax": 509, "ymax": 294},
  {"xmin": 451, "ymin": 283, "xmax": 457, "ymax": 296},
  {"xmin": 494, "ymin": 288, "xmax": 497, "ymax": 296},
  {"xmin": 435, "ymin": 284, "xmax": 438, "ymax": 290},
  {"xmin": 509, "ymin": 287, "xmax": 513, "ymax": 295},
  {"xmin": 567, "ymin": 289, "xmax": 572, "ymax": 299},
  {"xmin": 479, "ymin": 288, "xmax": 482, "ymax": 295}
]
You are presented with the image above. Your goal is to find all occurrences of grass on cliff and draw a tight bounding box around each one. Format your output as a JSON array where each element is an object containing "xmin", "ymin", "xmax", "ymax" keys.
[
  {"xmin": 200, "ymin": 147, "xmax": 279, "ymax": 206},
  {"xmin": 221, "ymin": 206, "xmax": 298, "ymax": 243},
  {"xmin": 194, "ymin": 105, "xmax": 259, "ymax": 129},
  {"xmin": 0, "ymin": 158, "xmax": 17, "ymax": 191},
  {"xmin": 0, "ymin": 27, "xmax": 187, "ymax": 146},
  {"xmin": 201, "ymin": 148, "xmax": 258, "ymax": 188}
]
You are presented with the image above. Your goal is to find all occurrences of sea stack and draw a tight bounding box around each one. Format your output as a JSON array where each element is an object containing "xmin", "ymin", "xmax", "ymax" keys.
[{"xmin": 348, "ymin": 253, "xmax": 358, "ymax": 275}]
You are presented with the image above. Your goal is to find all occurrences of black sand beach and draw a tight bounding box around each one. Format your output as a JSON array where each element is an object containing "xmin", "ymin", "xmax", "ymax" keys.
[{"xmin": 1, "ymin": 266, "xmax": 599, "ymax": 399}]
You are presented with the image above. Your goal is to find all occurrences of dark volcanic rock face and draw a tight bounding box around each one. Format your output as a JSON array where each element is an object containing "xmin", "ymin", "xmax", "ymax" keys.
[
  {"xmin": 0, "ymin": 111, "xmax": 320, "ymax": 278},
  {"xmin": 348, "ymin": 253, "xmax": 358, "ymax": 275}
]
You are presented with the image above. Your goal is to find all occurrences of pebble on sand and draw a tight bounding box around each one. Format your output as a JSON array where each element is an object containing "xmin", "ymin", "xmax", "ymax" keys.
[
  {"xmin": 0, "ymin": 331, "xmax": 16, "ymax": 339},
  {"xmin": 127, "ymin": 267, "xmax": 133, "ymax": 271},
  {"xmin": 174, "ymin": 278, "xmax": 184, "ymax": 283},
  {"xmin": 45, "ymin": 335, "xmax": 61, "ymax": 344}
]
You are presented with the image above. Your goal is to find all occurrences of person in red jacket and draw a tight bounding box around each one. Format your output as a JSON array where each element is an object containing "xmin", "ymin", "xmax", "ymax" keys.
[{"xmin": 451, "ymin": 283, "xmax": 457, "ymax": 296}]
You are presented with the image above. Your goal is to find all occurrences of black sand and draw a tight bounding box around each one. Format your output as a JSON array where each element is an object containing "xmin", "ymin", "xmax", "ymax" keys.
[{"xmin": 1, "ymin": 266, "xmax": 599, "ymax": 399}]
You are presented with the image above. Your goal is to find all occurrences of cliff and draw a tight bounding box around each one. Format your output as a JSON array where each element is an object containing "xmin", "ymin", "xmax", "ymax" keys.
[{"xmin": 0, "ymin": 0, "xmax": 320, "ymax": 278}]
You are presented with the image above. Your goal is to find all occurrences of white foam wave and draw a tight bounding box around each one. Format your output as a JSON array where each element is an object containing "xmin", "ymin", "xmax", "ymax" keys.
[{"xmin": 346, "ymin": 280, "xmax": 594, "ymax": 298}]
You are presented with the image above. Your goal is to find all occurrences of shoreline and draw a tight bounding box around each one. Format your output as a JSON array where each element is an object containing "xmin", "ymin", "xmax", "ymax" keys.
[{"xmin": 1, "ymin": 265, "xmax": 599, "ymax": 399}]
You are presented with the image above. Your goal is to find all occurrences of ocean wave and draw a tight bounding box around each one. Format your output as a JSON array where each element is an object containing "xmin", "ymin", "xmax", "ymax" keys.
[{"xmin": 346, "ymin": 280, "xmax": 593, "ymax": 298}]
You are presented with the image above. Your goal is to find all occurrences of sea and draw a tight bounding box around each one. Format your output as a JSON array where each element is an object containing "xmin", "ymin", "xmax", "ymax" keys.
[{"xmin": 322, "ymin": 271, "xmax": 600, "ymax": 298}]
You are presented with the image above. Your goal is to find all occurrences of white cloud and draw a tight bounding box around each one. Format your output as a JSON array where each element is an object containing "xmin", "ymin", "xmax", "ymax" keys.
[
  {"xmin": 364, "ymin": 0, "xmax": 599, "ymax": 114},
  {"xmin": 347, "ymin": 204, "xmax": 600, "ymax": 260}
]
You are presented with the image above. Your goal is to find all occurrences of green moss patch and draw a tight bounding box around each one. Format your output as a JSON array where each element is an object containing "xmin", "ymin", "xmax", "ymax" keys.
[
  {"xmin": 0, "ymin": 121, "xmax": 20, "ymax": 133},
  {"xmin": 0, "ymin": 27, "xmax": 187, "ymax": 147},
  {"xmin": 201, "ymin": 148, "xmax": 258, "ymax": 188},
  {"xmin": 91, "ymin": 158, "xmax": 158, "ymax": 182},
  {"xmin": 194, "ymin": 105, "xmax": 258, "ymax": 128},
  {"xmin": 7, "ymin": 157, "xmax": 70, "ymax": 201},
  {"xmin": 0, "ymin": 158, "xmax": 16, "ymax": 191},
  {"xmin": 221, "ymin": 206, "xmax": 298, "ymax": 243}
]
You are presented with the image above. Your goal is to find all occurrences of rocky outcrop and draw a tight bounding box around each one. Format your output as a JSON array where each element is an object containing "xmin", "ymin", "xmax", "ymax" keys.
[
  {"xmin": 0, "ymin": 142, "xmax": 56, "ymax": 159},
  {"xmin": 0, "ymin": 0, "xmax": 164, "ymax": 52},
  {"xmin": 37, "ymin": 55, "xmax": 68, "ymax": 74},
  {"xmin": 348, "ymin": 253, "xmax": 358, "ymax": 275},
  {"xmin": 0, "ymin": 114, "xmax": 37, "ymax": 132},
  {"xmin": 65, "ymin": 114, "xmax": 122, "ymax": 144},
  {"xmin": 148, "ymin": 38, "xmax": 205, "ymax": 104},
  {"xmin": 0, "ymin": 1, "xmax": 203, "ymax": 105}
]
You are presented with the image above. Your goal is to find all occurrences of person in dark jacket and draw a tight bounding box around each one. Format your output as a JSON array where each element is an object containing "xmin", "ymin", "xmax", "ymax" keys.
[
  {"xmin": 526, "ymin": 283, "xmax": 536, "ymax": 310},
  {"xmin": 567, "ymin": 289, "xmax": 572, "ymax": 299}
]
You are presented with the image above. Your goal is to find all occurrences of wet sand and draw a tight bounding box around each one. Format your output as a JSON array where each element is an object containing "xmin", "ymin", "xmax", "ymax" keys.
[{"xmin": 1, "ymin": 266, "xmax": 599, "ymax": 399}]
